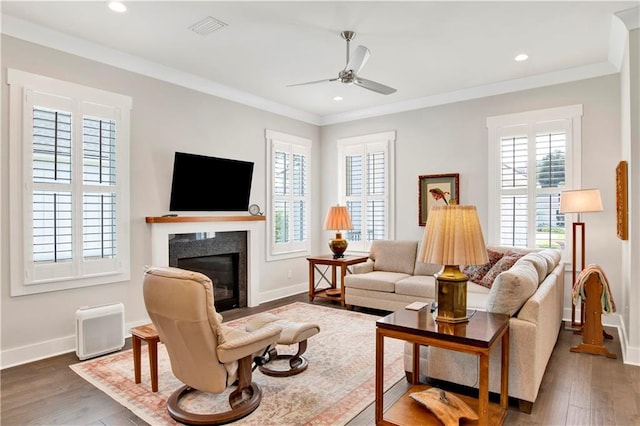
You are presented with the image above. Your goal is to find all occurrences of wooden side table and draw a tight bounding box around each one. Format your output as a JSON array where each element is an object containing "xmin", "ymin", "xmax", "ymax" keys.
[
  {"xmin": 307, "ymin": 254, "xmax": 369, "ymax": 307},
  {"xmin": 375, "ymin": 308, "xmax": 510, "ymax": 426},
  {"xmin": 130, "ymin": 323, "xmax": 160, "ymax": 392}
]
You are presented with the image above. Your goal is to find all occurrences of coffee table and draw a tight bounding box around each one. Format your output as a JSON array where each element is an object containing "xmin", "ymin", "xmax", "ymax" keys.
[{"xmin": 375, "ymin": 307, "xmax": 510, "ymax": 425}]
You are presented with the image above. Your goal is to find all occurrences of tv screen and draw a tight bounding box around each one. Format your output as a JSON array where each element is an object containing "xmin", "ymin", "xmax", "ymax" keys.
[{"xmin": 169, "ymin": 152, "xmax": 254, "ymax": 212}]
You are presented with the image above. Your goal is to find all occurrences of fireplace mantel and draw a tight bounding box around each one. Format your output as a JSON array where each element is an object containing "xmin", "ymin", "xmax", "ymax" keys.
[
  {"xmin": 146, "ymin": 215, "xmax": 265, "ymax": 224},
  {"xmin": 146, "ymin": 215, "xmax": 264, "ymax": 307}
]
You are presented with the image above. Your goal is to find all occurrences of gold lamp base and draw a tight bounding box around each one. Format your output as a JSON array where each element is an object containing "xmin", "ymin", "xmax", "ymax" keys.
[
  {"xmin": 435, "ymin": 265, "xmax": 469, "ymax": 323},
  {"xmin": 328, "ymin": 232, "xmax": 348, "ymax": 258}
]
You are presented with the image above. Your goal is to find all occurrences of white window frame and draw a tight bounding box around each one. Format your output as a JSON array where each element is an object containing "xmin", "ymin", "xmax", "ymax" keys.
[
  {"xmin": 337, "ymin": 131, "xmax": 396, "ymax": 253},
  {"xmin": 8, "ymin": 69, "xmax": 132, "ymax": 296},
  {"xmin": 265, "ymin": 129, "xmax": 311, "ymax": 261},
  {"xmin": 487, "ymin": 104, "xmax": 583, "ymax": 251}
]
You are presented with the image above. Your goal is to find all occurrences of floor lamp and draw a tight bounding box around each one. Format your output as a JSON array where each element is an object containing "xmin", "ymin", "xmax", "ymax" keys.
[{"xmin": 559, "ymin": 189, "xmax": 603, "ymax": 330}]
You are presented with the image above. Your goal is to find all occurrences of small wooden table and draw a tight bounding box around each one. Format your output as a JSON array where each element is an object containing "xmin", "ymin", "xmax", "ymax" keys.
[
  {"xmin": 130, "ymin": 323, "xmax": 160, "ymax": 392},
  {"xmin": 375, "ymin": 308, "xmax": 510, "ymax": 426},
  {"xmin": 307, "ymin": 254, "xmax": 368, "ymax": 306}
]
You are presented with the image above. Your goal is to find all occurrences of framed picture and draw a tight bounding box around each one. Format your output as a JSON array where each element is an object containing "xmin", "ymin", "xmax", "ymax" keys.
[
  {"xmin": 418, "ymin": 173, "xmax": 459, "ymax": 226},
  {"xmin": 616, "ymin": 160, "xmax": 628, "ymax": 240}
]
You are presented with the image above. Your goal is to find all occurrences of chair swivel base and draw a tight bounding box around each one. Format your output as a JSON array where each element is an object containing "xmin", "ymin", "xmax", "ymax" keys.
[
  {"xmin": 259, "ymin": 342, "xmax": 309, "ymax": 377},
  {"xmin": 167, "ymin": 382, "xmax": 262, "ymax": 425}
]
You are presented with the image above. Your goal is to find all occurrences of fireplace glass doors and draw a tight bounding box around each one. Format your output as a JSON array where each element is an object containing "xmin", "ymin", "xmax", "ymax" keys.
[{"xmin": 169, "ymin": 232, "xmax": 247, "ymax": 312}]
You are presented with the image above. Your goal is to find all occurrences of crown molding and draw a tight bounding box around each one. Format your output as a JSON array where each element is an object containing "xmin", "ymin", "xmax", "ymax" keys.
[
  {"xmin": 0, "ymin": 13, "xmax": 623, "ymax": 127},
  {"xmin": 320, "ymin": 61, "xmax": 618, "ymax": 125},
  {"xmin": 1, "ymin": 15, "xmax": 321, "ymax": 126}
]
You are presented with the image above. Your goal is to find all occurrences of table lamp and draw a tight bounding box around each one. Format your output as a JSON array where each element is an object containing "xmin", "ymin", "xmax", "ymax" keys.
[
  {"xmin": 419, "ymin": 205, "xmax": 488, "ymax": 323},
  {"xmin": 559, "ymin": 188, "xmax": 603, "ymax": 329},
  {"xmin": 324, "ymin": 205, "xmax": 353, "ymax": 259}
]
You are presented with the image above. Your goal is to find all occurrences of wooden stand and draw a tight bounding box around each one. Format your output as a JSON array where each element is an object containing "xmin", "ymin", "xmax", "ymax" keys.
[{"xmin": 570, "ymin": 274, "xmax": 616, "ymax": 359}]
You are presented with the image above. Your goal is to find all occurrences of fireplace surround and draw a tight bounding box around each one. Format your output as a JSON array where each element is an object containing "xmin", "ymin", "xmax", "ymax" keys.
[{"xmin": 146, "ymin": 215, "xmax": 264, "ymax": 307}]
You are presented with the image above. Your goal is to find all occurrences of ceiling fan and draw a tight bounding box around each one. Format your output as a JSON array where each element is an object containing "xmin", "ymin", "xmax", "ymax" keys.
[{"xmin": 287, "ymin": 30, "xmax": 397, "ymax": 95}]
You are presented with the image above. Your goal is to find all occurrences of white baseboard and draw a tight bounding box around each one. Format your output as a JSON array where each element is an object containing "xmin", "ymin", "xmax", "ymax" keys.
[
  {"xmin": 0, "ymin": 318, "xmax": 152, "ymax": 370},
  {"xmin": 258, "ymin": 282, "xmax": 307, "ymax": 304}
]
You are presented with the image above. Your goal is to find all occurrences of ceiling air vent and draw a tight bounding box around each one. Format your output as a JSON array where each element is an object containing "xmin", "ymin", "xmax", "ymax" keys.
[{"xmin": 189, "ymin": 16, "xmax": 227, "ymax": 36}]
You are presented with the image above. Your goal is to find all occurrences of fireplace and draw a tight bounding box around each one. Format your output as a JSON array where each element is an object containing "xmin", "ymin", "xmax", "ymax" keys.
[
  {"xmin": 146, "ymin": 215, "xmax": 264, "ymax": 307},
  {"xmin": 169, "ymin": 231, "xmax": 247, "ymax": 312}
]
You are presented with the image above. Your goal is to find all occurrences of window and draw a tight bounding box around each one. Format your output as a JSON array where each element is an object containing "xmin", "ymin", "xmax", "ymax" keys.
[
  {"xmin": 337, "ymin": 131, "xmax": 395, "ymax": 252},
  {"xmin": 266, "ymin": 130, "xmax": 311, "ymax": 260},
  {"xmin": 487, "ymin": 105, "xmax": 582, "ymax": 251},
  {"xmin": 8, "ymin": 69, "xmax": 132, "ymax": 295}
]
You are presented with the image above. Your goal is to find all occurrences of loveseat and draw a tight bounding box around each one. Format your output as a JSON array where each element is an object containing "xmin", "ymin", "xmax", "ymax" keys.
[{"xmin": 343, "ymin": 240, "xmax": 565, "ymax": 412}]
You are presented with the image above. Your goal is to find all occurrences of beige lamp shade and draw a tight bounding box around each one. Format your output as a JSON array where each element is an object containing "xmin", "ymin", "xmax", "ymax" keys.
[
  {"xmin": 324, "ymin": 205, "xmax": 353, "ymax": 259},
  {"xmin": 559, "ymin": 189, "xmax": 603, "ymax": 214},
  {"xmin": 323, "ymin": 205, "xmax": 353, "ymax": 231},
  {"xmin": 419, "ymin": 205, "xmax": 489, "ymax": 267}
]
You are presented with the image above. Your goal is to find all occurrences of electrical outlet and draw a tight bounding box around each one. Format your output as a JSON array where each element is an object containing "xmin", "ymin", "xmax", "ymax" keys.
[{"xmin": 287, "ymin": 269, "xmax": 292, "ymax": 279}]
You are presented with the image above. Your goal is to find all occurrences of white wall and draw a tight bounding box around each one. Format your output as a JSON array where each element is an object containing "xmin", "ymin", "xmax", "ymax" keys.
[
  {"xmin": 0, "ymin": 35, "xmax": 320, "ymax": 367},
  {"xmin": 320, "ymin": 74, "xmax": 638, "ymax": 362}
]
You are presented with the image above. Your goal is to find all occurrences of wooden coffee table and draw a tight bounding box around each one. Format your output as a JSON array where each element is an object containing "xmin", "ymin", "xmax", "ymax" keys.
[{"xmin": 375, "ymin": 308, "xmax": 510, "ymax": 425}]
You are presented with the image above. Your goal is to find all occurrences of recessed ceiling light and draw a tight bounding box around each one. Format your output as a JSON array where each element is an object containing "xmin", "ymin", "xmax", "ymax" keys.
[
  {"xmin": 333, "ymin": 96, "xmax": 343, "ymax": 101},
  {"xmin": 108, "ymin": 1, "xmax": 127, "ymax": 13},
  {"xmin": 515, "ymin": 53, "xmax": 529, "ymax": 62}
]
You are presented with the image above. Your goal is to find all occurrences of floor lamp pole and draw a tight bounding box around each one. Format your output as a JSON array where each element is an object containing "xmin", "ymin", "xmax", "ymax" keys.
[{"xmin": 571, "ymin": 221, "xmax": 586, "ymax": 329}]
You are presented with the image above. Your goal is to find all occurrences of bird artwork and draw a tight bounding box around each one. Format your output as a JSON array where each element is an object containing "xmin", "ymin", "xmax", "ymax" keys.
[{"xmin": 429, "ymin": 188, "xmax": 450, "ymax": 205}]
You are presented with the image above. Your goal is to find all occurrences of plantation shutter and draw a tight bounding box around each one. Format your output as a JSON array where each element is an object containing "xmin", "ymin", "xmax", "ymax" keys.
[
  {"xmin": 341, "ymin": 135, "xmax": 392, "ymax": 252},
  {"xmin": 497, "ymin": 127, "xmax": 567, "ymax": 249},
  {"xmin": 267, "ymin": 130, "xmax": 311, "ymax": 259},
  {"xmin": 82, "ymin": 115, "xmax": 117, "ymax": 259},
  {"xmin": 32, "ymin": 107, "xmax": 73, "ymax": 263}
]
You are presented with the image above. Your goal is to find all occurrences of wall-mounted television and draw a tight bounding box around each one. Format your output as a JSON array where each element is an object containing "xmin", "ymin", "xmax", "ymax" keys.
[{"xmin": 169, "ymin": 152, "xmax": 254, "ymax": 212}]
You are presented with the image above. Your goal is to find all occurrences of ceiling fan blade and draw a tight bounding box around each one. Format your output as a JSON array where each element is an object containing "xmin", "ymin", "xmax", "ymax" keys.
[
  {"xmin": 286, "ymin": 78, "xmax": 338, "ymax": 88},
  {"xmin": 346, "ymin": 45, "xmax": 370, "ymax": 74},
  {"xmin": 354, "ymin": 77, "xmax": 397, "ymax": 95}
]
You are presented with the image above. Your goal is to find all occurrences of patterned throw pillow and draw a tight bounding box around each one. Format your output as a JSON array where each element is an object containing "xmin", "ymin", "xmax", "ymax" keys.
[
  {"xmin": 462, "ymin": 249, "xmax": 504, "ymax": 284},
  {"xmin": 480, "ymin": 253, "xmax": 525, "ymax": 289}
]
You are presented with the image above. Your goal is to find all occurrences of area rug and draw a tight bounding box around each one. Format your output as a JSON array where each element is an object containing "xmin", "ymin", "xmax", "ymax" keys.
[{"xmin": 70, "ymin": 302, "xmax": 406, "ymax": 425}]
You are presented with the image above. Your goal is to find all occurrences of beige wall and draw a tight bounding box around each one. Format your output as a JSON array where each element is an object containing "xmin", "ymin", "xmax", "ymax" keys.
[{"xmin": 1, "ymin": 35, "xmax": 320, "ymax": 366}]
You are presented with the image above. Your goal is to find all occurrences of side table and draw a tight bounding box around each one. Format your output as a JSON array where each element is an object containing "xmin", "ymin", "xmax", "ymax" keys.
[
  {"xmin": 307, "ymin": 254, "xmax": 368, "ymax": 307},
  {"xmin": 375, "ymin": 308, "xmax": 510, "ymax": 426},
  {"xmin": 130, "ymin": 323, "xmax": 160, "ymax": 392}
]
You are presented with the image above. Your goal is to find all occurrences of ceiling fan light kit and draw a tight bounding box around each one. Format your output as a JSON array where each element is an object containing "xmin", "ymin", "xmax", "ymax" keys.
[{"xmin": 288, "ymin": 30, "xmax": 397, "ymax": 95}]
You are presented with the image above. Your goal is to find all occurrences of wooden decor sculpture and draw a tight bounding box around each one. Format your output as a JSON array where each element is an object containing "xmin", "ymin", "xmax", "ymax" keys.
[{"xmin": 570, "ymin": 265, "xmax": 617, "ymax": 359}]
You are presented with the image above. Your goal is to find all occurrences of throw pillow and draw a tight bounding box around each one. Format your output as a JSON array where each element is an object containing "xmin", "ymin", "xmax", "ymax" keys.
[
  {"xmin": 480, "ymin": 253, "xmax": 525, "ymax": 288},
  {"xmin": 462, "ymin": 249, "xmax": 503, "ymax": 284}
]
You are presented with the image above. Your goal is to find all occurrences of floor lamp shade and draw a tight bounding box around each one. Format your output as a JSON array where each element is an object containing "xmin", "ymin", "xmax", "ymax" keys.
[
  {"xmin": 559, "ymin": 189, "xmax": 603, "ymax": 329},
  {"xmin": 560, "ymin": 189, "xmax": 603, "ymax": 216},
  {"xmin": 419, "ymin": 205, "xmax": 488, "ymax": 323},
  {"xmin": 324, "ymin": 205, "xmax": 353, "ymax": 258}
]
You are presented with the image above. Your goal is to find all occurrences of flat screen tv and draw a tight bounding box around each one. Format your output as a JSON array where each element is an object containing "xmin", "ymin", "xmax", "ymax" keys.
[{"xmin": 169, "ymin": 152, "xmax": 254, "ymax": 212}]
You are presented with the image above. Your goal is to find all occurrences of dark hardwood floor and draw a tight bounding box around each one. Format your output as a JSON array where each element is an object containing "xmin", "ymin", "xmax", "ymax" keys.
[{"xmin": 1, "ymin": 294, "xmax": 638, "ymax": 425}]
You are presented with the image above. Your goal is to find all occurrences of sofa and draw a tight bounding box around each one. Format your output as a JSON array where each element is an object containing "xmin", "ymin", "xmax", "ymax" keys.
[{"xmin": 344, "ymin": 240, "xmax": 565, "ymax": 412}]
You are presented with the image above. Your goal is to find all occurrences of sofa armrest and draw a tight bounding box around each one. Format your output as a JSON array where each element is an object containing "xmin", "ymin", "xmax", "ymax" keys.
[{"xmin": 352, "ymin": 259, "xmax": 374, "ymax": 274}]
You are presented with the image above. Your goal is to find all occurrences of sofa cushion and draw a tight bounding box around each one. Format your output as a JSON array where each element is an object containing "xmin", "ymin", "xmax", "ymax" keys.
[
  {"xmin": 486, "ymin": 261, "xmax": 538, "ymax": 316},
  {"xmin": 370, "ymin": 240, "xmax": 418, "ymax": 275},
  {"xmin": 414, "ymin": 260, "xmax": 442, "ymax": 276},
  {"xmin": 538, "ymin": 249, "xmax": 561, "ymax": 276},
  {"xmin": 515, "ymin": 253, "xmax": 547, "ymax": 284},
  {"xmin": 344, "ymin": 271, "xmax": 409, "ymax": 293},
  {"xmin": 462, "ymin": 248, "xmax": 504, "ymax": 284},
  {"xmin": 481, "ymin": 253, "xmax": 525, "ymax": 288},
  {"xmin": 395, "ymin": 275, "xmax": 436, "ymax": 299}
]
